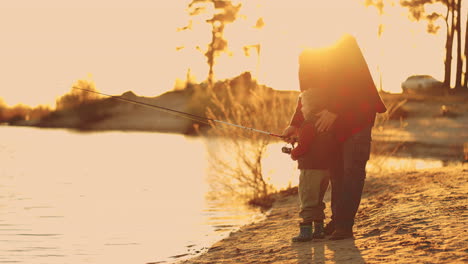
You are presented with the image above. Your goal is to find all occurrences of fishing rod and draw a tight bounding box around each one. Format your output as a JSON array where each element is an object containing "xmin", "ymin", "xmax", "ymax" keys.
[{"xmin": 72, "ymin": 87, "xmax": 286, "ymax": 139}]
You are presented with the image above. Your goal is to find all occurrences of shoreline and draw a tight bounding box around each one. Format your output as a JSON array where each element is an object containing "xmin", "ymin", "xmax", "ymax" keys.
[
  {"xmin": 177, "ymin": 165, "xmax": 468, "ymax": 264},
  {"xmin": 8, "ymin": 89, "xmax": 468, "ymax": 136}
]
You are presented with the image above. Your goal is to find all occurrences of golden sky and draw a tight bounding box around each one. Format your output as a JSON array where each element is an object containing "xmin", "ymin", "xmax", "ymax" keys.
[{"xmin": 0, "ymin": 0, "xmax": 461, "ymax": 107}]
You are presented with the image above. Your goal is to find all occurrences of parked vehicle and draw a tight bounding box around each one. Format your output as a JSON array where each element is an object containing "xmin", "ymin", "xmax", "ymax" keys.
[{"xmin": 401, "ymin": 75, "xmax": 444, "ymax": 95}]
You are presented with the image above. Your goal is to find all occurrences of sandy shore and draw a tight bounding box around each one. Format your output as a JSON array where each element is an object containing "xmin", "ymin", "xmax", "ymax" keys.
[{"xmin": 176, "ymin": 165, "xmax": 467, "ymax": 263}]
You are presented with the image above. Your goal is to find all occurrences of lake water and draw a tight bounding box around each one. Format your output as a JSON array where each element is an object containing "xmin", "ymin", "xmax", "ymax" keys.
[
  {"xmin": 0, "ymin": 127, "xmax": 267, "ymax": 264},
  {"xmin": 0, "ymin": 127, "xmax": 447, "ymax": 264}
]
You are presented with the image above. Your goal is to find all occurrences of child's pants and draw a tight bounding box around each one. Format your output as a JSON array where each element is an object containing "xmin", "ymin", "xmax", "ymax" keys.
[{"xmin": 298, "ymin": 169, "xmax": 330, "ymax": 223}]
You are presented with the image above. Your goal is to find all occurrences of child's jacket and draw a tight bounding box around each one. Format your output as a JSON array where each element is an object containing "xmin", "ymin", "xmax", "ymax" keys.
[{"xmin": 291, "ymin": 118, "xmax": 338, "ymax": 170}]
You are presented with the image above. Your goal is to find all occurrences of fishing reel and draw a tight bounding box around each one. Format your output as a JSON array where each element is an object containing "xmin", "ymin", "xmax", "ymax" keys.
[
  {"xmin": 282, "ymin": 145, "xmax": 293, "ymax": 154},
  {"xmin": 281, "ymin": 138, "xmax": 297, "ymax": 155}
]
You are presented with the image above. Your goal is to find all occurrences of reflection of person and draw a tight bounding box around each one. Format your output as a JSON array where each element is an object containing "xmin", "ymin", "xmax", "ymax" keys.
[
  {"xmin": 284, "ymin": 34, "xmax": 387, "ymax": 240},
  {"xmin": 288, "ymin": 50, "xmax": 338, "ymax": 242}
]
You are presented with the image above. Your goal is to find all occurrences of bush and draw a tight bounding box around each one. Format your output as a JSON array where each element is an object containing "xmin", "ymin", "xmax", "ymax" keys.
[
  {"xmin": 56, "ymin": 79, "xmax": 101, "ymax": 111},
  {"xmin": 200, "ymin": 75, "xmax": 297, "ymax": 203}
]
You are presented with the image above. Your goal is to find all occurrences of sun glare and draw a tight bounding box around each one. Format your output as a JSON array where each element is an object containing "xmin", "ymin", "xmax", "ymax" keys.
[{"xmin": 0, "ymin": 0, "xmax": 453, "ymax": 106}]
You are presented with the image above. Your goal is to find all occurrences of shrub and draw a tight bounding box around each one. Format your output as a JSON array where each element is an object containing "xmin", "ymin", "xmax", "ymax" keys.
[
  {"xmin": 56, "ymin": 79, "xmax": 101, "ymax": 111},
  {"xmin": 201, "ymin": 77, "xmax": 297, "ymax": 203}
]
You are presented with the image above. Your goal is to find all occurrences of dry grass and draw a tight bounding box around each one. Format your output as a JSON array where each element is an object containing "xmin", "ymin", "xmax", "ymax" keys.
[
  {"xmin": 371, "ymin": 97, "xmax": 409, "ymax": 172},
  {"xmin": 197, "ymin": 78, "xmax": 297, "ymax": 205}
]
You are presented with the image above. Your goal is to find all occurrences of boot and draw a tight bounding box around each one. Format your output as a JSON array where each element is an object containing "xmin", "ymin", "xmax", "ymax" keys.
[
  {"xmin": 312, "ymin": 221, "xmax": 325, "ymax": 239},
  {"xmin": 324, "ymin": 221, "xmax": 335, "ymax": 236},
  {"xmin": 329, "ymin": 227, "xmax": 354, "ymax": 240},
  {"xmin": 292, "ymin": 223, "xmax": 313, "ymax": 242}
]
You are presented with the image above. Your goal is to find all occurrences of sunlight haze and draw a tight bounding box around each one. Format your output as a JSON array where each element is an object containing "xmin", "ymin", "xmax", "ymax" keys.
[
  {"xmin": 1, "ymin": 1, "xmax": 468, "ymax": 263},
  {"xmin": 0, "ymin": 0, "xmax": 453, "ymax": 106}
]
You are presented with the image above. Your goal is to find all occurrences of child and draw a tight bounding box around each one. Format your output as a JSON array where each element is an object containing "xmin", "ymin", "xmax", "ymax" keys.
[{"xmin": 289, "ymin": 88, "xmax": 338, "ymax": 242}]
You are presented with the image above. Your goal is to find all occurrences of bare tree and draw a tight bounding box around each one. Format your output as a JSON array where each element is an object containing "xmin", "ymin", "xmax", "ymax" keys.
[
  {"xmin": 445, "ymin": 0, "xmax": 456, "ymax": 91},
  {"xmin": 242, "ymin": 18, "xmax": 265, "ymax": 80},
  {"xmin": 464, "ymin": 9, "xmax": 468, "ymax": 89},
  {"xmin": 181, "ymin": 0, "xmax": 242, "ymax": 88},
  {"xmin": 454, "ymin": 0, "xmax": 463, "ymax": 89},
  {"xmin": 364, "ymin": 0, "xmax": 386, "ymax": 91}
]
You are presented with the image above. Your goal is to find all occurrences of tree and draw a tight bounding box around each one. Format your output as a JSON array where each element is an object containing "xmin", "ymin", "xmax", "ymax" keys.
[
  {"xmin": 364, "ymin": 0, "xmax": 386, "ymax": 91},
  {"xmin": 29, "ymin": 105, "xmax": 52, "ymax": 120},
  {"xmin": 0, "ymin": 98, "xmax": 51, "ymax": 123},
  {"xmin": 56, "ymin": 79, "xmax": 101, "ymax": 111},
  {"xmin": 243, "ymin": 17, "xmax": 264, "ymax": 80},
  {"xmin": 464, "ymin": 9, "xmax": 468, "ymax": 89},
  {"xmin": 454, "ymin": 0, "xmax": 463, "ymax": 89},
  {"xmin": 444, "ymin": 0, "xmax": 456, "ymax": 91},
  {"xmin": 182, "ymin": 0, "xmax": 242, "ymax": 88},
  {"xmin": 400, "ymin": 0, "xmax": 467, "ymax": 93},
  {"xmin": 0, "ymin": 98, "xmax": 6, "ymax": 122}
]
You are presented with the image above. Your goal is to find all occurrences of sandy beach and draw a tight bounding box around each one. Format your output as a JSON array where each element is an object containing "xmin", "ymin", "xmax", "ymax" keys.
[{"xmin": 177, "ymin": 165, "xmax": 467, "ymax": 263}]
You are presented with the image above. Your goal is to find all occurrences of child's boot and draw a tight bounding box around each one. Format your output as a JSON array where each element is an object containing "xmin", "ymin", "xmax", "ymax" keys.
[
  {"xmin": 292, "ymin": 223, "xmax": 313, "ymax": 242},
  {"xmin": 312, "ymin": 221, "xmax": 325, "ymax": 239}
]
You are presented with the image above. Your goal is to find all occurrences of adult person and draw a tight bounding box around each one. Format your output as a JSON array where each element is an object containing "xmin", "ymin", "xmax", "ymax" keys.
[{"xmin": 283, "ymin": 34, "xmax": 387, "ymax": 240}]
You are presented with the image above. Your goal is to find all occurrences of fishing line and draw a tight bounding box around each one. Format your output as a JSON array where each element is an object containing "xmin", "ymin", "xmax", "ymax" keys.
[
  {"xmin": 73, "ymin": 87, "xmax": 210, "ymax": 125},
  {"xmin": 72, "ymin": 87, "xmax": 285, "ymax": 139}
]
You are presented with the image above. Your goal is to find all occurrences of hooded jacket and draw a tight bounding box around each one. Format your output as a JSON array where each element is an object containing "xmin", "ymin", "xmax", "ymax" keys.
[{"xmin": 290, "ymin": 34, "xmax": 387, "ymax": 142}]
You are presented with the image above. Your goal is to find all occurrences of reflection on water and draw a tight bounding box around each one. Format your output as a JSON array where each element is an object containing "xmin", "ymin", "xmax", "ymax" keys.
[
  {"xmin": 367, "ymin": 156, "xmax": 444, "ymax": 173},
  {"xmin": 0, "ymin": 127, "xmax": 261, "ymax": 264},
  {"xmin": 0, "ymin": 128, "xmax": 448, "ymax": 263},
  {"xmin": 262, "ymin": 142, "xmax": 446, "ymax": 189},
  {"xmin": 262, "ymin": 142, "xmax": 298, "ymax": 189}
]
